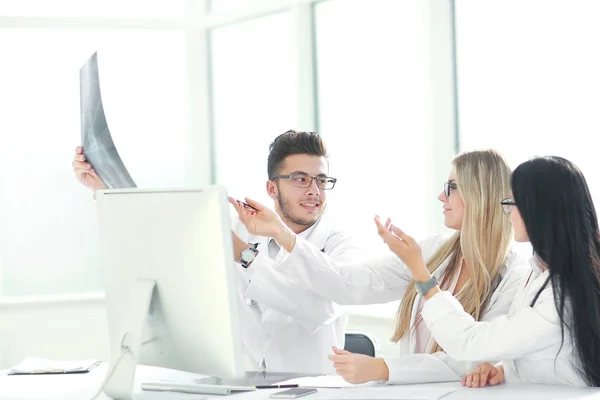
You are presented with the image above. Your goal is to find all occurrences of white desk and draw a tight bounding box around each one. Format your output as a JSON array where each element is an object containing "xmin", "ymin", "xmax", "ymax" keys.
[{"xmin": 1, "ymin": 364, "xmax": 599, "ymax": 400}]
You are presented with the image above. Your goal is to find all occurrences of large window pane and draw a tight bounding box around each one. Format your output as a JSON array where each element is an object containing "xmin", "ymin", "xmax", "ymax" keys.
[
  {"xmin": 0, "ymin": 0, "xmax": 185, "ymax": 18},
  {"xmin": 0, "ymin": 29, "xmax": 188, "ymax": 297},
  {"xmin": 211, "ymin": 12, "xmax": 297, "ymax": 205},
  {"xmin": 315, "ymin": 0, "xmax": 429, "ymax": 250},
  {"xmin": 456, "ymin": 0, "xmax": 600, "ymax": 200},
  {"xmin": 209, "ymin": 0, "xmax": 261, "ymax": 13}
]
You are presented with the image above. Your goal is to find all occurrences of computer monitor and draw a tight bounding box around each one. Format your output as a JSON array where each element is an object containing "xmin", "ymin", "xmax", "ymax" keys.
[{"xmin": 95, "ymin": 186, "xmax": 245, "ymax": 399}]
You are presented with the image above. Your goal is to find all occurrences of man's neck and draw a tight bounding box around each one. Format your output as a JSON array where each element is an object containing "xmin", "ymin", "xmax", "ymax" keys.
[{"xmin": 280, "ymin": 216, "xmax": 317, "ymax": 235}]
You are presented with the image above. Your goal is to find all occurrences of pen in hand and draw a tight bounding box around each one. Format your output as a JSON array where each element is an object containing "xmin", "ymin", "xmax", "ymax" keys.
[
  {"xmin": 228, "ymin": 196, "xmax": 260, "ymax": 212},
  {"xmin": 238, "ymin": 200, "xmax": 259, "ymax": 212}
]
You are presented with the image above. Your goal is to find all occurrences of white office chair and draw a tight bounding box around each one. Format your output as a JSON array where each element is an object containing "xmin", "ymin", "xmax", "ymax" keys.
[{"xmin": 344, "ymin": 331, "xmax": 381, "ymax": 357}]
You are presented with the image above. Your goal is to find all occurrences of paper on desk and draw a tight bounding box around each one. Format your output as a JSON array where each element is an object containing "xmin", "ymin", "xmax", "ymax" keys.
[
  {"xmin": 277, "ymin": 376, "xmax": 454, "ymax": 399},
  {"xmin": 276, "ymin": 375, "xmax": 380, "ymax": 388},
  {"xmin": 314, "ymin": 386, "xmax": 455, "ymax": 400},
  {"xmin": 9, "ymin": 357, "xmax": 99, "ymax": 374}
]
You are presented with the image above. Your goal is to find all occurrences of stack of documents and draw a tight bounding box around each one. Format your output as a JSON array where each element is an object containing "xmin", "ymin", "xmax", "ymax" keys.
[{"xmin": 8, "ymin": 357, "xmax": 100, "ymax": 375}]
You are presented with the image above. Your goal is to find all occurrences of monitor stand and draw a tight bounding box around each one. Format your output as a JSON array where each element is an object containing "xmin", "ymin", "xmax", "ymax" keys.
[{"xmin": 103, "ymin": 279, "xmax": 156, "ymax": 400}]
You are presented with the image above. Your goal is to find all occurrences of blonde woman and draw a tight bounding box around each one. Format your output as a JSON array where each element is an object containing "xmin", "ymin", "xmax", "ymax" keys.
[{"xmin": 230, "ymin": 149, "xmax": 528, "ymax": 384}]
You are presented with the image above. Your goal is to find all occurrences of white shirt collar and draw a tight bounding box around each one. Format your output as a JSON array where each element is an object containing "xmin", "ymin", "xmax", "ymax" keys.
[
  {"xmin": 529, "ymin": 254, "xmax": 548, "ymax": 273},
  {"xmin": 297, "ymin": 219, "xmax": 319, "ymax": 239}
]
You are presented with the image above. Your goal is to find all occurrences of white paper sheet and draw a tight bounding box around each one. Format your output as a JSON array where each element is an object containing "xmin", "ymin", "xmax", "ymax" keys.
[
  {"xmin": 313, "ymin": 386, "xmax": 455, "ymax": 400},
  {"xmin": 9, "ymin": 357, "xmax": 99, "ymax": 374},
  {"xmin": 276, "ymin": 376, "xmax": 455, "ymax": 399},
  {"xmin": 276, "ymin": 375, "xmax": 380, "ymax": 388}
]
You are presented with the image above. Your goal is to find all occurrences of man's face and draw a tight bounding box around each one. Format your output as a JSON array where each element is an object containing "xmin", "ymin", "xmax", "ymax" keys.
[{"xmin": 267, "ymin": 154, "xmax": 330, "ymax": 233}]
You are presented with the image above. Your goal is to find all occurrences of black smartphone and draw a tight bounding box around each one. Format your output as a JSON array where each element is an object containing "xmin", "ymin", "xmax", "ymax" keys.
[{"xmin": 269, "ymin": 388, "xmax": 318, "ymax": 398}]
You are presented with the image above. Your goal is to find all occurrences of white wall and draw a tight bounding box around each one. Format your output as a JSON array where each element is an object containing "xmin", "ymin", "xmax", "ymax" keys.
[{"xmin": 0, "ymin": 301, "xmax": 395, "ymax": 369}]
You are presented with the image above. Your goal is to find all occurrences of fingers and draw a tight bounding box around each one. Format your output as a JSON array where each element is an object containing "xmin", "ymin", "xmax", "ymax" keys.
[
  {"xmin": 327, "ymin": 354, "xmax": 347, "ymax": 362},
  {"xmin": 472, "ymin": 370, "xmax": 480, "ymax": 388},
  {"xmin": 72, "ymin": 160, "xmax": 91, "ymax": 170},
  {"xmin": 384, "ymin": 217, "xmax": 392, "ymax": 230},
  {"xmin": 73, "ymin": 168, "xmax": 91, "ymax": 180},
  {"xmin": 389, "ymin": 225, "xmax": 410, "ymax": 242},
  {"xmin": 332, "ymin": 346, "xmax": 351, "ymax": 355},
  {"xmin": 228, "ymin": 196, "xmax": 239, "ymax": 208},
  {"xmin": 73, "ymin": 153, "xmax": 86, "ymax": 162},
  {"xmin": 227, "ymin": 196, "xmax": 241, "ymax": 213},
  {"xmin": 465, "ymin": 372, "xmax": 473, "ymax": 387},
  {"xmin": 332, "ymin": 362, "xmax": 352, "ymax": 371},
  {"xmin": 228, "ymin": 197, "xmax": 254, "ymax": 219},
  {"xmin": 329, "ymin": 355, "xmax": 353, "ymax": 372},
  {"xmin": 375, "ymin": 216, "xmax": 393, "ymax": 233},
  {"xmin": 73, "ymin": 160, "xmax": 99, "ymax": 180},
  {"xmin": 374, "ymin": 216, "xmax": 391, "ymax": 238},
  {"xmin": 75, "ymin": 146, "xmax": 83, "ymax": 154},
  {"xmin": 489, "ymin": 368, "xmax": 505, "ymax": 386},
  {"xmin": 479, "ymin": 367, "xmax": 491, "ymax": 388},
  {"xmin": 227, "ymin": 197, "xmax": 248, "ymax": 223},
  {"xmin": 244, "ymin": 197, "xmax": 265, "ymax": 211},
  {"xmin": 489, "ymin": 375, "xmax": 503, "ymax": 386},
  {"xmin": 88, "ymin": 168, "xmax": 100, "ymax": 180},
  {"xmin": 465, "ymin": 363, "xmax": 496, "ymax": 388},
  {"xmin": 374, "ymin": 217, "xmax": 406, "ymax": 248}
]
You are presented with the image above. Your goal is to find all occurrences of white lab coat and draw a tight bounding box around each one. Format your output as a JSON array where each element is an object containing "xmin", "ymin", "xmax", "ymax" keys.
[
  {"xmin": 275, "ymin": 233, "xmax": 529, "ymax": 383},
  {"xmin": 233, "ymin": 216, "xmax": 361, "ymax": 374},
  {"xmin": 422, "ymin": 258, "xmax": 587, "ymax": 386}
]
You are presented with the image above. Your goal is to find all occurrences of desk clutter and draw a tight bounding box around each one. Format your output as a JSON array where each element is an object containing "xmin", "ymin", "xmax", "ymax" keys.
[{"xmin": 8, "ymin": 357, "xmax": 100, "ymax": 375}]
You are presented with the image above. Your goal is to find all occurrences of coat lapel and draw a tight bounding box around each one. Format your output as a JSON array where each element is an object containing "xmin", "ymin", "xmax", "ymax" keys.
[{"xmin": 303, "ymin": 217, "xmax": 330, "ymax": 253}]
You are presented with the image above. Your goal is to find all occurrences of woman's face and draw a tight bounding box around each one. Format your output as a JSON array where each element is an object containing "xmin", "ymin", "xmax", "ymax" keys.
[
  {"xmin": 511, "ymin": 206, "xmax": 530, "ymax": 242},
  {"xmin": 438, "ymin": 169, "xmax": 465, "ymax": 230}
]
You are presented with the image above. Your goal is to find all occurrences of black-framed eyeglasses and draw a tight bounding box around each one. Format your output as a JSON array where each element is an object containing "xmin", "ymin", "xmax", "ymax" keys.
[
  {"xmin": 271, "ymin": 173, "xmax": 337, "ymax": 190},
  {"xmin": 501, "ymin": 198, "xmax": 517, "ymax": 214},
  {"xmin": 444, "ymin": 181, "xmax": 457, "ymax": 198}
]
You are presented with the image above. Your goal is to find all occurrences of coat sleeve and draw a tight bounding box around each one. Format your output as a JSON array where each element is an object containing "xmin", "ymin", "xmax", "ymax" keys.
[
  {"xmin": 244, "ymin": 253, "xmax": 347, "ymax": 333},
  {"xmin": 243, "ymin": 231, "xmax": 357, "ymax": 333},
  {"xmin": 274, "ymin": 234, "xmax": 449, "ymax": 305},
  {"xmin": 384, "ymin": 352, "xmax": 473, "ymax": 384},
  {"xmin": 421, "ymin": 284, "xmax": 559, "ymax": 362}
]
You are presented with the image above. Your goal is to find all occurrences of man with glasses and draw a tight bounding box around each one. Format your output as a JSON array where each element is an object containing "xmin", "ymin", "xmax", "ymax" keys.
[{"xmin": 72, "ymin": 130, "xmax": 360, "ymax": 375}]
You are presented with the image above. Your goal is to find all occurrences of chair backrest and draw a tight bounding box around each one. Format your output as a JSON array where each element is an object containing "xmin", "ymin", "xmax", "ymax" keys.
[{"xmin": 344, "ymin": 331, "xmax": 379, "ymax": 357}]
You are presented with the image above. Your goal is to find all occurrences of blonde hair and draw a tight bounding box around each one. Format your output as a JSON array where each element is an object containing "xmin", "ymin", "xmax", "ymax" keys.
[{"xmin": 390, "ymin": 149, "xmax": 513, "ymax": 353}]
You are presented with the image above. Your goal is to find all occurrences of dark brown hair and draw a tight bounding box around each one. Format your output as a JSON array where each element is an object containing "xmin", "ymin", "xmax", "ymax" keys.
[{"xmin": 267, "ymin": 130, "xmax": 328, "ymax": 179}]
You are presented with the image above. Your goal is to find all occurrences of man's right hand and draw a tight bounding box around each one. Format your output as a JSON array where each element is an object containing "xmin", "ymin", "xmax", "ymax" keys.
[
  {"xmin": 228, "ymin": 197, "xmax": 297, "ymax": 253},
  {"xmin": 73, "ymin": 146, "xmax": 108, "ymax": 192}
]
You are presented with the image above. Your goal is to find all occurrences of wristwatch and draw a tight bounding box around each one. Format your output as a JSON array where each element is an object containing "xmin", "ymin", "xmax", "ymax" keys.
[
  {"xmin": 240, "ymin": 243, "xmax": 259, "ymax": 268},
  {"xmin": 415, "ymin": 276, "xmax": 439, "ymax": 296}
]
